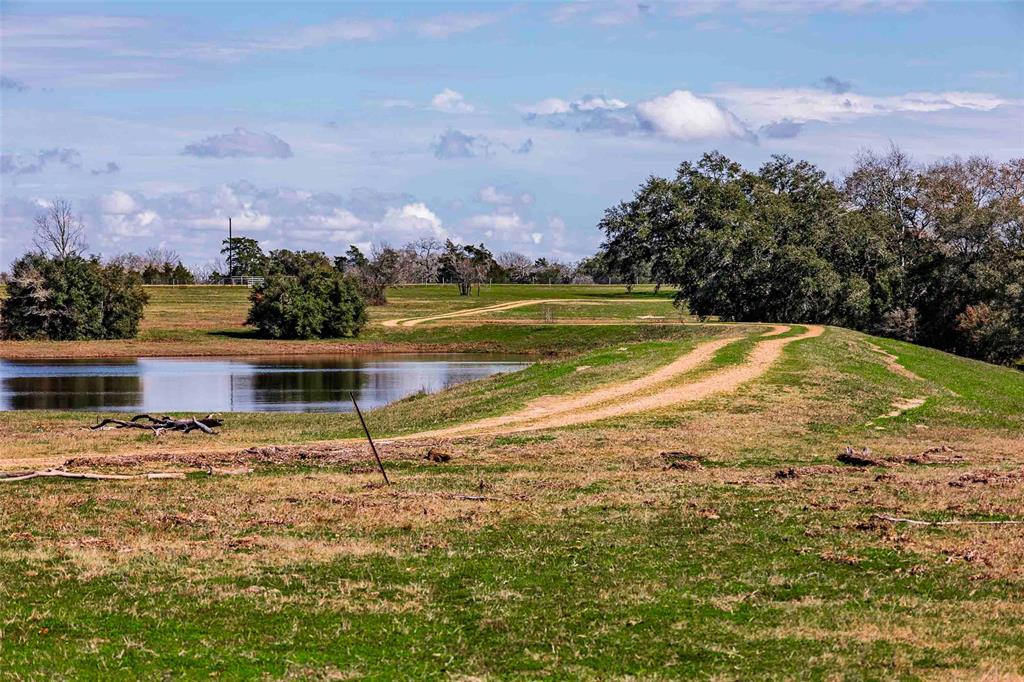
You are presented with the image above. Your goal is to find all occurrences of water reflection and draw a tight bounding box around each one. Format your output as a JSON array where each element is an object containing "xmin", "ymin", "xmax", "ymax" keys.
[{"xmin": 0, "ymin": 354, "xmax": 528, "ymax": 413}]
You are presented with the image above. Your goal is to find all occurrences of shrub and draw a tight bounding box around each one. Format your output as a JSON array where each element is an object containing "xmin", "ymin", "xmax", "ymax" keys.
[
  {"xmin": 99, "ymin": 263, "xmax": 149, "ymax": 338},
  {"xmin": 246, "ymin": 266, "xmax": 366, "ymax": 339},
  {"xmin": 0, "ymin": 253, "xmax": 147, "ymax": 340}
]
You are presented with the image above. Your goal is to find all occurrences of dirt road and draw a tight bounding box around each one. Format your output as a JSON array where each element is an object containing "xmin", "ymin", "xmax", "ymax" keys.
[
  {"xmin": 408, "ymin": 324, "xmax": 823, "ymax": 438},
  {"xmin": 382, "ymin": 298, "xmax": 660, "ymax": 327}
]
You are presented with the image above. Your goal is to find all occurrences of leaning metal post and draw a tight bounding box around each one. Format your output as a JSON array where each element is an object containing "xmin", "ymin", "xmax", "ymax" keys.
[{"xmin": 350, "ymin": 393, "xmax": 390, "ymax": 485}]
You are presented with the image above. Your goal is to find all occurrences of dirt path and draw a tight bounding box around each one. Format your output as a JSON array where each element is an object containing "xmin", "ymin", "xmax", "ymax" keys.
[
  {"xmin": 409, "ymin": 324, "xmax": 821, "ymax": 438},
  {"xmin": 382, "ymin": 298, "xmax": 660, "ymax": 327},
  {"xmin": 3, "ymin": 324, "xmax": 823, "ymax": 468},
  {"xmin": 866, "ymin": 342, "xmax": 924, "ymax": 381}
]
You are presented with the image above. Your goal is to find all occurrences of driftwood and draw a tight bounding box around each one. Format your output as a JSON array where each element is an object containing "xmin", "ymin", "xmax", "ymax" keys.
[
  {"xmin": 873, "ymin": 514, "xmax": 1024, "ymax": 527},
  {"xmin": 0, "ymin": 468, "xmax": 187, "ymax": 482},
  {"xmin": 0, "ymin": 466, "xmax": 251, "ymax": 484},
  {"xmin": 91, "ymin": 414, "xmax": 224, "ymax": 435}
]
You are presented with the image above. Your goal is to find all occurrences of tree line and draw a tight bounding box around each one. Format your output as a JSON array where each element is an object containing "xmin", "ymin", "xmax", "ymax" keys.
[
  {"xmin": 0, "ymin": 200, "xmax": 596, "ymax": 342},
  {"xmin": 595, "ymin": 147, "xmax": 1023, "ymax": 367},
  {"xmin": 216, "ymin": 236, "xmax": 596, "ymax": 302}
]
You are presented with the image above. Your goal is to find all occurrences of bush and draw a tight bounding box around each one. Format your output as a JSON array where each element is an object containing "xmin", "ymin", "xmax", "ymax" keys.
[
  {"xmin": 0, "ymin": 253, "xmax": 148, "ymax": 340},
  {"xmin": 246, "ymin": 266, "xmax": 367, "ymax": 339},
  {"xmin": 99, "ymin": 263, "xmax": 149, "ymax": 338}
]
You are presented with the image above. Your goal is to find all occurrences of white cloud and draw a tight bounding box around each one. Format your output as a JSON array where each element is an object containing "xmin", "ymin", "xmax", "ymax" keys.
[
  {"xmin": 432, "ymin": 129, "xmax": 492, "ymax": 159},
  {"xmin": 523, "ymin": 90, "xmax": 754, "ymax": 142},
  {"xmin": 99, "ymin": 190, "xmax": 137, "ymax": 214},
  {"xmin": 378, "ymin": 203, "xmax": 446, "ymax": 239},
  {"xmin": 548, "ymin": 2, "xmax": 653, "ymax": 26},
  {"xmin": 521, "ymin": 95, "xmax": 627, "ymax": 115},
  {"xmin": 634, "ymin": 90, "xmax": 755, "ymax": 142},
  {"xmin": 187, "ymin": 19, "xmax": 393, "ymax": 60},
  {"xmin": 95, "ymin": 191, "xmax": 160, "ymax": 239},
  {"xmin": 464, "ymin": 211, "xmax": 538, "ymax": 242},
  {"xmin": 466, "ymin": 212, "xmax": 528, "ymax": 232},
  {"xmin": 715, "ymin": 87, "xmax": 1011, "ymax": 127},
  {"xmin": 431, "ymin": 88, "xmax": 475, "ymax": 114},
  {"xmin": 523, "ymin": 85, "xmax": 1011, "ymax": 143},
  {"xmin": 101, "ymin": 209, "xmax": 159, "ymax": 239},
  {"xmin": 416, "ymin": 11, "xmax": 506, "ymax": 39},
  {"xmin": 321, "ymin": 208, "xmax": 365, "ymax": 231},
  {"xmin": 477, "ymin": 185, "xmax": 534, "ymax": 206},
  {"xmin": 522, "ymin": 98, "xmax": 572, "ymax": 116},
  {"xmin": 575, "ymin": 95, "xmax": 629, "ymax": 111},
  {"xmin": 182, "ymin": 127, "xmax": 293, "ymax": 159}
]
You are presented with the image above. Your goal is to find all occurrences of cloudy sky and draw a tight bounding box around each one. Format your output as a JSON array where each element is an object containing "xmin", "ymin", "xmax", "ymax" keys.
[{"xmin": 1, "ymin": 1, "xmax": 1021, "ymax": 268}]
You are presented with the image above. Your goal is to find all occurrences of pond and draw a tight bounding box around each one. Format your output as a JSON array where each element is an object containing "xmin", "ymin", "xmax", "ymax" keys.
[{"xmin": 0, "ymin": 354, "xmax": 530, "ymax": 413}]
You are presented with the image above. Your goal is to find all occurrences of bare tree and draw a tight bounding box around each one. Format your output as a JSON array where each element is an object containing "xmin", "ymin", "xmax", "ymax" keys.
[
  {"xmin": 144, "ymin": 247, "xmax": 180, "ymax": 270},
  {"xmin": 107, "ymin": 252, "xmax": 147, "ymax": 272},
  {"xmin": 192, "ymin": 259, "xmax": 223, "ymax": 284},
  {"xmin": 407, "ymin": 237, "xmax": 444, "ymax": 283},
  {"xmin": 33, "ymin": 198, "xmax": 86, "ymax": 259},
  {"xmin": 497, "ymin": 251, "xmax": 533, "ymax": 283}
]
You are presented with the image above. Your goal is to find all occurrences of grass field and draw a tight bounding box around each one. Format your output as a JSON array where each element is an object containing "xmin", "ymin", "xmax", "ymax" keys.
[
  {"xmin": 0, "ymin": 284, "xmax": 683, "ymax": 358},
  {"xmin": 2, "ymin": 285, "xmax": 1023, "ymax": 679}
]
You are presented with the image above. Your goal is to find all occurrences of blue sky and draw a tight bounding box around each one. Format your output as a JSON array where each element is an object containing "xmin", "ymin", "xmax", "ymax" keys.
[{"xmin": 1, "ymin": 0, "xmax": 1021, "ymax": 268}]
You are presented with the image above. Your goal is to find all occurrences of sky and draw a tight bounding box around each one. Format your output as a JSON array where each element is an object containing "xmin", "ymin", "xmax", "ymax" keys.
[{"xmin": 1, "ymin": 0, "xmax": 1022, "ymax": 268}]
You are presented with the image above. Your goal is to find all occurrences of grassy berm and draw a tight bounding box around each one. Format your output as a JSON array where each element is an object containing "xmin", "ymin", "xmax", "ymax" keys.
[{"xmin": 0, "ymin": 285, "xmax": 1023, "ymax": 679}]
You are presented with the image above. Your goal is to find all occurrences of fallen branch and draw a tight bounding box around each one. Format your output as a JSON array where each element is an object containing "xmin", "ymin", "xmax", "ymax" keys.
[
  {"xmin": 873, "ymin": 514, "xmax": 1024, "ymax": 527},
  {"xmin": 0, "ymin": 466, "xmax": 252, "ymax": 483},
  {"xmin": 91, "ymin": 414, "xmax": 223, "ymax": 435},
  {"xmin": 0, "ymin": 468, "xmax": 187, "ymax": 482}
]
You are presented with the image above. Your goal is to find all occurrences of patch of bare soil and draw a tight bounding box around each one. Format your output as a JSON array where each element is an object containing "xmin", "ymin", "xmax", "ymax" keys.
[
  {"xmin": 866, "ymin": 341, "xmax": 924, "ymax": 381},
  {"xmin": 60, "ymin": 441, "xmax": 436, "ymax": 471}
]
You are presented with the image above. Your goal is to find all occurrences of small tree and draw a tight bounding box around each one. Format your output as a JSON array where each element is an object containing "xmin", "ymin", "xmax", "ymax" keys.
[
  {"xmin": 335, "ymin": 244, "xmax": 398, "ymax": 305},
  {"xmin": 99, "ymin": 262, "xmax": 149, "ymax": 338},
  {"xmin": 220, "ymin": 237, "xmax": 267, "ymax": 277},
  {"xmin": 247, "ymin": 264, "xmax": 366, "ymax": 340},
  {"xmin": 439, "ymin": 240, "xmax": 493, "ymax": 295}
]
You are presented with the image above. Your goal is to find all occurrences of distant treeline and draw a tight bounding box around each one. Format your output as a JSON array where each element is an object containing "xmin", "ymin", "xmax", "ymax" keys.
[
  {"xmin": 593, "ymin": 147, "xmax": 1023, "ymax": 368},
  {"xmin": 212, "ymin": 236, "xmax": 603, "ymax": 298}
]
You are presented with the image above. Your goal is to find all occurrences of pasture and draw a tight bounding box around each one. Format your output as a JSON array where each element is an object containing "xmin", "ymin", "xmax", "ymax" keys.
[{"xmin": 1, "ymin": 284, "xmax": 1023, "ymax": 678}]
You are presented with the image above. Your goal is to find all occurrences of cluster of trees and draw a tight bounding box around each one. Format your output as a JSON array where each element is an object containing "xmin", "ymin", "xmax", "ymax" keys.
[
  {"xmin": 597, "ymin": 148, "xmax": 1024, "ymax": 367},
  {"xmin": 107, "ymin": 248, "xmax": 195, "ymax": 285},
  {"xmin": 219, "ymin": 236, "xmax": 590, "ymax": 299},
  {"xmin": 0, "ymin": 200, "xmax": 147, "ymax": 340}
]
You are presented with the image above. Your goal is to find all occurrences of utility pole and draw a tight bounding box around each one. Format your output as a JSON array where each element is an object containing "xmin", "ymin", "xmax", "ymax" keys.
[{"xmin": 228, "ymin": 217, "xmax": 233, "ymax": 281}]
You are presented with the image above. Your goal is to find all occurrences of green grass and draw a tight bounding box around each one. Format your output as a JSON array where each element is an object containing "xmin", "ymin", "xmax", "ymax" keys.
[
  {"xmin": 3, "ymin": 288, "xmax": 1024, "ymax": 678},
  {"xmin": 872, "ymin": 336, "xmax": 1024, "ymax": 430},
  {"xmin": 2, "ymin": 478, "xmax": 1021, "ymax": 679}
]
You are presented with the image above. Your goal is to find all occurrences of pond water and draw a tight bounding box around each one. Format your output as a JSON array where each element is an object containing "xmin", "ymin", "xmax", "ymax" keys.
[{"xmin": 0, "ymin": 354, "xmax": 529, "ymax": 413}]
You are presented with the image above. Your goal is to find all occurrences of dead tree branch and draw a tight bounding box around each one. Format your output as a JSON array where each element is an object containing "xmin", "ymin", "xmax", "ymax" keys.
[{"xmin": 91, "ymin": 414, "xmax": 223, "ymax": 435}]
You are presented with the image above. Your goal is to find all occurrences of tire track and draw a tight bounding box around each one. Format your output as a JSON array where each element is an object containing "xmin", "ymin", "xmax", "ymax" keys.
[{"xmin": 410, "ymin": 324, "xmax": 822, "ymax": 438}]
